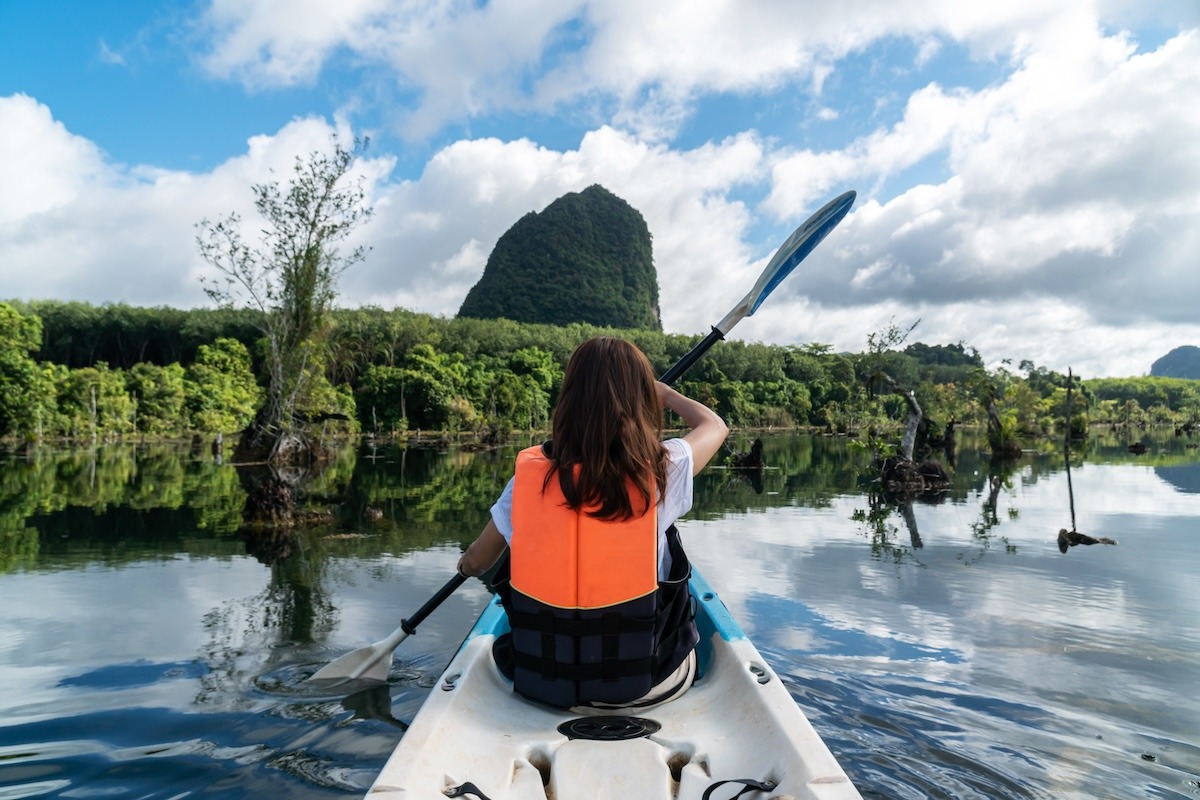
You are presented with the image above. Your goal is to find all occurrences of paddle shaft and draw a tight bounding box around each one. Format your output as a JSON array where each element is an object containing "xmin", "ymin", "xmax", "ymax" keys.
[
  {"xmin": 662, "ymin": 190, "xmax": 855, "ymax": 386},
  {"xmin": 658, "ymin": 328, "xmax": 724, "ymax": 386},
  {"xmin": 403, "ymin": 572, "xmax": 469, "ymax": 635}
]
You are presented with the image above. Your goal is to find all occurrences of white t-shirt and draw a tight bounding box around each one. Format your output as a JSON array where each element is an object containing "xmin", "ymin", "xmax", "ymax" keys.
[{"xmin": 490, "ymin": 438, "xmax": 694, "ymax": 581}]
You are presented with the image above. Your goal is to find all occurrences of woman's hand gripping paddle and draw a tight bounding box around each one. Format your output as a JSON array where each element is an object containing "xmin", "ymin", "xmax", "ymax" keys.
[{"xmin": 307, "ymin": 189, "xmax": 856, "ymax": 686}]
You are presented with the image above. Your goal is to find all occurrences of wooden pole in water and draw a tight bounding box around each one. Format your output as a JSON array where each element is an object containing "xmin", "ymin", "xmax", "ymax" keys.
[{"xmin": 1064, "ymin": 368, "xmax": 1077, "ymax": 533}]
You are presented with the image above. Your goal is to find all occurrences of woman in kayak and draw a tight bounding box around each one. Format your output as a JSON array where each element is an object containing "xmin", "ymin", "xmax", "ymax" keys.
[{"xmin": 457, "ymin": 335, "xmax": 728, "ymax": 709}]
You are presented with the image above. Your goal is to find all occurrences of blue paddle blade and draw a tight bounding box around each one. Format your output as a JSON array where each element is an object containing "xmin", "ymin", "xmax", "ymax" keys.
[{"xmin": 748, "ymin": 190, "xmax": 856, "ymax": 315}]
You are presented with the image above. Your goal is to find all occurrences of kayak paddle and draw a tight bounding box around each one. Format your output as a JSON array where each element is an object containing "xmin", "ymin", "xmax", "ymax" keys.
[
  {"xmin": 307, "ymin": 188, "xmax": 856, "ymax": 685},
  {"xmin": 309, "ymin": 570, "xmax": 469, "ymax": 684}
]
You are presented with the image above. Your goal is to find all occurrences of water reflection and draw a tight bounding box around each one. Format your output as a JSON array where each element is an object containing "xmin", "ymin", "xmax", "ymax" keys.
[
  {"xmin": 6, "ymin": 431, "xmax": 1192, "ymax": 568},
  {"xmin": 1, "ymin": 431, "xmax": 1199, "ymax": 799},
  {"xmin": 850, "ymin": 455, "xmax": 1025, "ymax": 565},
  {"xmin": 1155, "ymin": 461, "xmax": 1200, "ymax": 493}
]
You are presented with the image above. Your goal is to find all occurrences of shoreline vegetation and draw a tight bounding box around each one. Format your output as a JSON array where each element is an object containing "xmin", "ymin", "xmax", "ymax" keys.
[{"xmin": 3, "ymin": 300, "xmax": 1198, "ymax": 455}]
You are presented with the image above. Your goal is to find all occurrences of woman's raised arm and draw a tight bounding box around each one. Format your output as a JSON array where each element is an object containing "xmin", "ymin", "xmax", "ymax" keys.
[{"xmin": 656, "ymin": 382, "xmax": 729, "ymax": 475}]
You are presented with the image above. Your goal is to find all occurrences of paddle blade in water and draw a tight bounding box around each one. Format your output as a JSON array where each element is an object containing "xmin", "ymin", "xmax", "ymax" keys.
[
  {"xmin": 309, "ymin": 645, "xmax": 392, "ymax": 683},
  {"xmin": 308, "ymin": 629, "xmax": 408, "ymax": 683},
  {"xmin": 308, "ymin": 574, "xmax": 466, "ymax": 685}
]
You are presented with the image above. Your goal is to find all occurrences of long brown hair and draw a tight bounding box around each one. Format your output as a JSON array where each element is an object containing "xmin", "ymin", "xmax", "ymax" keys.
[{"xmin": 547, "ymin": 337, "xmax": 667, "ymax": 521}]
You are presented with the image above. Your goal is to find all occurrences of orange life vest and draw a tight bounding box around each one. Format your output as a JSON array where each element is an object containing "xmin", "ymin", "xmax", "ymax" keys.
[
  {"xmin": 495, "ymin": 444, "xmax": 698, "ymax": 708},
  {"xmin": 510, "ymin": 445, "xmax": 659, "ymax": 610}
]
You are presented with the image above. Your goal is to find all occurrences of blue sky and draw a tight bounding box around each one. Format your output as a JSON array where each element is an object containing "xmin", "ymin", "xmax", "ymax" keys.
[{"xmin": 2, "ymin": 1, "xmax": 1198, "ymax": 377}]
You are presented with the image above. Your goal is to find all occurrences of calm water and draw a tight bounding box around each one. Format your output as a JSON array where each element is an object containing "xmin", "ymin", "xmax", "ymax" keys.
[{"xmin": 2, "ymin": 433, "xmax": 1199, "ymax": 799}]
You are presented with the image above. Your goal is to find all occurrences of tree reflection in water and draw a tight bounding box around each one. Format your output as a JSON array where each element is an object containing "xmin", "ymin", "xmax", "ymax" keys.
[
  {"xmin": 196, "ymin": 531, "xmax": 335, "ymax": 713},
  {"xmin": 961, "ymin": 458, "xmax": 1019, "ymax": 564},
  {"xmin": 853, "ymin": 454, "xmax": 1019, "ymax": 565}
]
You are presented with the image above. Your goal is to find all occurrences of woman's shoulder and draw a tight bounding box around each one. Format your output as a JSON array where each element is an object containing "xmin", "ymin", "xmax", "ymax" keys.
[{"xmin": 663, "ymin": 437, "xmax": 693, "ymax": 463}]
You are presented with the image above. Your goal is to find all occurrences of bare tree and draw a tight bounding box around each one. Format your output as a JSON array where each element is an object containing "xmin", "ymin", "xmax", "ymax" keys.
[
  {"xmin": 196, "ymin": 137, "xmax": 373, "ymax": 463},
  {"xmin": 864, "ymin": 318, "xmax": 922, "ymax": 460},
  {"xmin": 863, "ymin": 318, "xmax": 952, "ymax": 496}
]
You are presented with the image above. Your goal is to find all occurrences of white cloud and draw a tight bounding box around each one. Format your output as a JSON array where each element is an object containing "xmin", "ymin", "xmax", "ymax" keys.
[
  {"xmin": 0, "ymin": 95, "xmax": 109, "ymax": 224},
  {"xmin": 98, "ymin": 39, "xmax": 126, "ymax": 66},
  {"xmin": 758, "ymin": 25, "xmax": 1200, "ymax": 360},
  {"xmin": 198, "ymin": 0, "xmax": 390, "ymax": 87},
  {"xmin": 190, "ymin": 0, "xmax": 1102, "ymax": 140},
  {"xmin": 0, "ymin": 105, "xmax": 393, "ymax": 309}
]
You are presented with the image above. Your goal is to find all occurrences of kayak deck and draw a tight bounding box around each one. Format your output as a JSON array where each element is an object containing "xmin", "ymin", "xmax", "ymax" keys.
[{"xmin": 366, "ymin": 570, "xmax": 861, "ymax": 799}]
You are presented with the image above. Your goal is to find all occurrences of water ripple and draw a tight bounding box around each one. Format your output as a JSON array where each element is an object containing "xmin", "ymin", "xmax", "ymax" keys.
[
  {"xmin": 0, "ymin": 779, "xmax": 72, "ymax": 800},
  {"xmin": 0, "ymin": 700, "xmax": 399, "ymax": 799},
  {"xmin": 775, "ymin": 657, "xmax": 1200, "ymax": 800}
]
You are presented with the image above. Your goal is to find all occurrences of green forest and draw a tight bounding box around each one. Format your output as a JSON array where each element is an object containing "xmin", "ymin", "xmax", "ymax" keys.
[{"xmin": 3, "ymin": 299, "xmax": 1199, "ymax": 449}]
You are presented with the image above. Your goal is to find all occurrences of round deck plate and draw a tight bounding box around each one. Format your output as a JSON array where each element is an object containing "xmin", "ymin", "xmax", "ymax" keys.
[{"xmin": 557, "ymin": 716, "xmax": 661, "ymax": 741}]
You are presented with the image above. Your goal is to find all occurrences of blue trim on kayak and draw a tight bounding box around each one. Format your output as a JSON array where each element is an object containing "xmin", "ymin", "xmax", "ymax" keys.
[
  {"xmin": 688, "ymin": 569, "xmax": 745, "ymax": 679},
  {"xmin": 688, "ymin": 569, "xmax": 745, "ymax": 643},
  {"xmin": 465, "ymin": 593, "xmax": 509, "ymax": 642}
]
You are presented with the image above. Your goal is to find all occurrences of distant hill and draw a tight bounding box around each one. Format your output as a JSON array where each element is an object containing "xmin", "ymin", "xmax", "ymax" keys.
[
  {"xmin": 458, "ymin": 185, "xmax": 661, "ymax": 330},
  {"xmin": 1150, "ymin": 345, "xmax": 1200, "ymax": 379}
]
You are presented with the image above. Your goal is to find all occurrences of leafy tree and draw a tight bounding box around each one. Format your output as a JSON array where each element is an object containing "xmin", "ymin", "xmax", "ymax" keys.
[
  {"xmin": 859, "ymin": 319, "xmax": 924, "ymax": 459},
  {"xmin": 184, "ymin": 338, "xmax": 261, "ymax": 433},
  {"xmin": 968, "ymin": 365, "xmax": 1043, "ymax": 456},
  {"xmin": 1118, "ymin": 398, "xmax": 1146, "ymax": 427},
  {"xmin": 127, "ymin": 362, "xmax": 186, "ymax": 435},
  {"xmin": 1044, "ymin": 386, "xmax": 1090, "ymax": 432},
  {"xmin": 54, "ymin": 363, "xmax": 135, "ymax": 438},
  {"xmin": 16, "ymin": 300, "xmax": 100, "ymax": 368},
  {"xmin": 921, "ymin": 382, "xmax": 974, "ymax": 428},
  {"xmin": 0, "ymin": 303, "xmax": 56, "ymax": 440},
  {"xmin": 905, "ymin": 341, "xmax": 982, "ymax": 368},
  {"xmin": 195, "ymin": 136, "xmax": 373, "ymax": 461},
  {"xmin": 398, "ymin": 344, "xmax": 475, "ymax": 430},
  {"xmin": 355, "ymin": 365, "xmax": 408, "ymax": 433},
  {"xmin": 506, "ymin": 347, "xmax": 560, "ymax": 396},
  {"xmin": 905, "ymin": 341, "xmax": 983, "ymax": 386},
  {"xmin": 295, "ymin": 351, "xmax": 359, "ymax": 437}
]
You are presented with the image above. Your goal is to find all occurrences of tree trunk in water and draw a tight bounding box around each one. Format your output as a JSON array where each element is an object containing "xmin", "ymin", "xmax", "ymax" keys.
[
  {"xmin": 900, "ymin": 500, "xmax": 924, "ymax": 549},
  {"xmin": 898, "ymin": 387, "xmax": 921, "ymax": 462},
  {"xmin": 877, "ymin": 371, "xmax": 922, "ymax": 461},
  {"xmin": 236, "ymin": 455, "xmax": 336, "ymax": 561},
  {"xmin": 233, "ymin": 414, "xmax": 336, "ymax": 467},
  {"xmin": 238, "ymin": 465, "xmax": 298, "ymax": 529},
  {"xmin": 986, "ymin": 401, "xmax": 1023, "ymax": 457}
]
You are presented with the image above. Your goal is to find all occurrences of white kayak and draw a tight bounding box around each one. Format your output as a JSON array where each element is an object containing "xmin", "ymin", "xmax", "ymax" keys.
[{"xmin": 365, "ymin": 569, "xmax": 862, "ymax": 800}]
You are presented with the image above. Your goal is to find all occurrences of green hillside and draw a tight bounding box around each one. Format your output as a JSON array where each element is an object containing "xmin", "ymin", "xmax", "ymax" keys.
[
  {"xmin": 458, "ymin": 185, "xmax": 661, "ymax": 330},
  {"xmin": 1151, "ymin": 345, "xmax": 1200, "ymax": 379}
]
